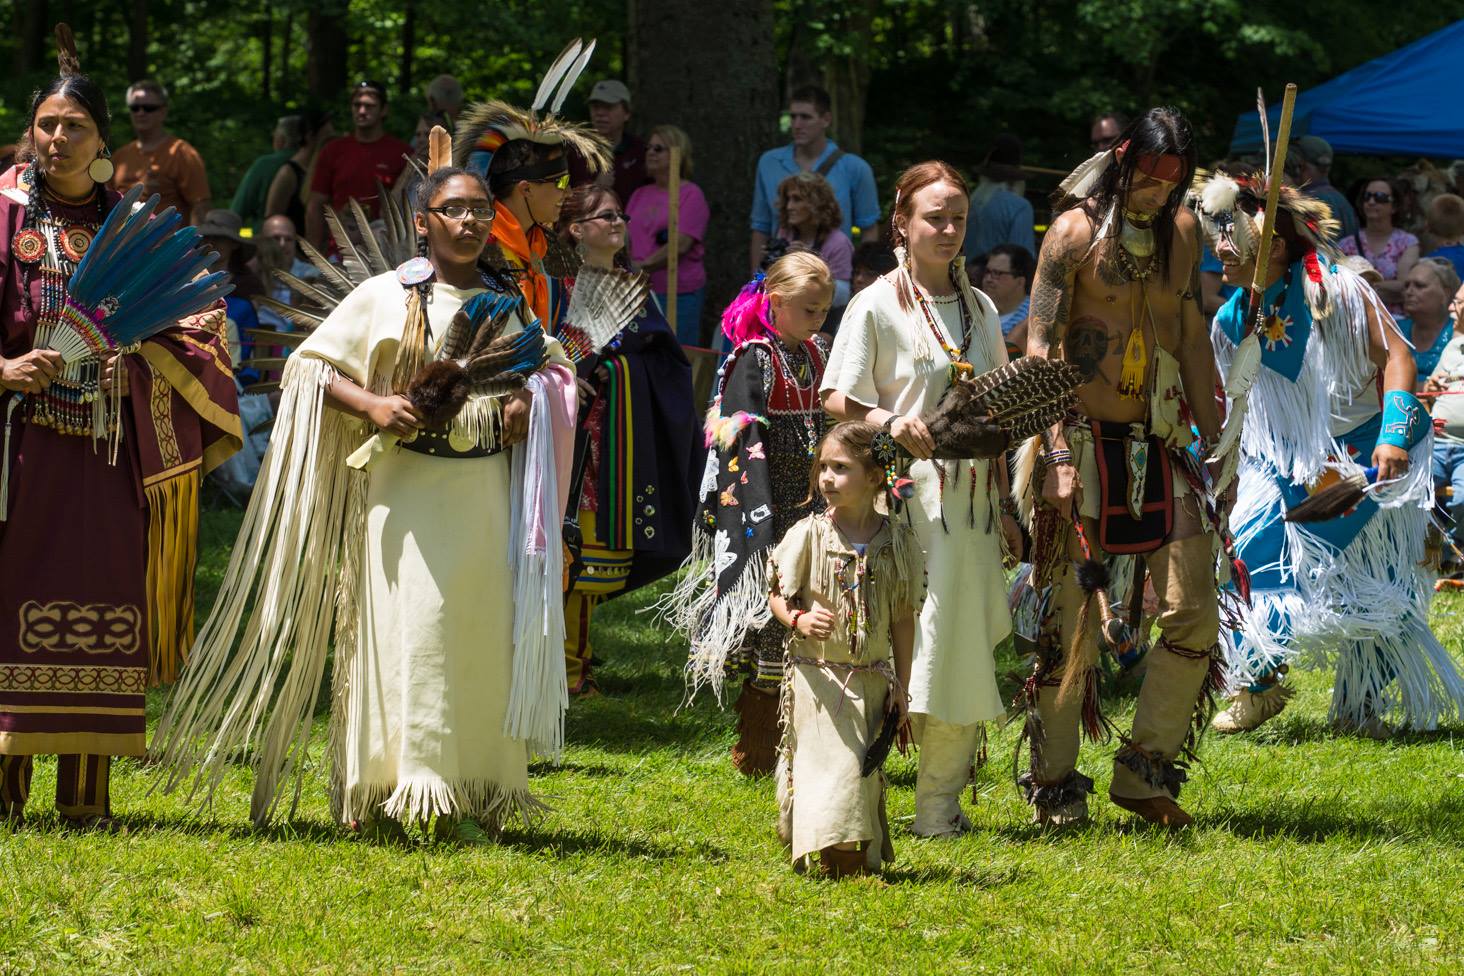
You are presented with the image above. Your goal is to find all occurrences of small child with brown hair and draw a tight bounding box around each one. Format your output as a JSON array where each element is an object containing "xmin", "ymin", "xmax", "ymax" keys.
[
  {"xmin": 768, "ymin": 421, "xmax": 923, "ymax": 877},
  {"xmin": 669, "ymin": 251, "xmax": 836, "ymax": 776}
]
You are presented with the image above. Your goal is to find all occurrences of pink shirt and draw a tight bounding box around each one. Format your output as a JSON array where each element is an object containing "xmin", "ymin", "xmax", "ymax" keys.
[
  {"xmin": 626, "ymin": 181, "xmax": 709, "ymax": 294},
  {"xmin": 776, "ymin": 226, "xmax": 854, "ymax": 284}
]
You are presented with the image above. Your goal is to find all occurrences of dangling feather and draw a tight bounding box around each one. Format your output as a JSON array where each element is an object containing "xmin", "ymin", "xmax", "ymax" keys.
[
  {"xmin": 323, "ymin": 208, "xmax": 373, "ymax": 286},
  {"xmin": 54, "ymin": 24, "xmax": 81, "ymax": 77},
  {"xmin": 557, "ymin": 265, "xmax": 650, "ymax": 363},
  {"xmin": 551, "ymin": 40, "xmax": 597, "ymax": 114},
  {"xmin": 1284, "ymin": 468, "xmax": 1375, "ymax": 524},
  {"xmin": 532, "ymin": 39, "xmax": 584, "ymax": 113},
  {"xmin": 1058, "ymin": 149, "xmax": 1115, "ymax": 201},
  {"xmin": 375, "ymin": 179, "xmax": 419, "ymax": 268},
  {"xmin": 1257, "ymin": 88, "xmax": 1272, "ymax": 184},
  {"xmin": 427, "ymin": 125, "xmax": 453, "ymax": 176},
  {"xmin": 924, "ymin": 356, "xmax": 1086, "ymax": 459},
  {"xmin": 348, "ymin": 199, "xmax": 390, "ymax": 275},
  {"xmin": 51, "ymin": 184, "xmax": 233, "ymax": 364}
]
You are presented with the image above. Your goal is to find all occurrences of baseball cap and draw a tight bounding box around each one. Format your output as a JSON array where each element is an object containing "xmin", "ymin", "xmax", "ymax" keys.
[
  {"xmin": 1294, "ymin": 136, "xmax": 1333, "ymax": 167},
  {"xmin": 588, "ymin": 80, "xmax": 631, "ymax": 107}
]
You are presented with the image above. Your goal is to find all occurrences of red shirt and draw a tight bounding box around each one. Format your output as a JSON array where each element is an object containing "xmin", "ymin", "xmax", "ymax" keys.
[{"xmin": 309, "ymin": 133, "xmax": 411, "ymax": 216}]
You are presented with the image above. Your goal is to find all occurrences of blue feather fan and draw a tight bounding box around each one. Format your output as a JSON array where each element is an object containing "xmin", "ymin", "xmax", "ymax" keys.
[{"xmin": 50, "ymin": 184, "xmax": 235, "ymax": 364}]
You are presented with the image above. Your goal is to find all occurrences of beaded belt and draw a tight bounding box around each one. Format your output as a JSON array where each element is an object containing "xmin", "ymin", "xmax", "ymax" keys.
[{"xmin": 399, "ymin": 427, "xmax": 503, "ymax": 460}]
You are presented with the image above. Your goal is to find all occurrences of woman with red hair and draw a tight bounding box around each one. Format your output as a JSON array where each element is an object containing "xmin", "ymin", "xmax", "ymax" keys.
[{"xmin": 821, "ymin": 161, "xmax": 1017, "ymax": 837}]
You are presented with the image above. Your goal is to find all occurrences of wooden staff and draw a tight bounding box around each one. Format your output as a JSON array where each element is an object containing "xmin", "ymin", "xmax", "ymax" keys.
[
  {"xmin": 667, "ymin": 145, "xmax": 681, "ymax": 334},
  {"xmin": 1248, "ymin": 84, "xmax": 1299, "ymax": 328}
]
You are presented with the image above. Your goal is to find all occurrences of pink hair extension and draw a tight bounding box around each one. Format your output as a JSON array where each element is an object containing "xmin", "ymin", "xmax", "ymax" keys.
[{"xmin": 720, "ymin": 273, "xmax": 773, "ymax": 349}]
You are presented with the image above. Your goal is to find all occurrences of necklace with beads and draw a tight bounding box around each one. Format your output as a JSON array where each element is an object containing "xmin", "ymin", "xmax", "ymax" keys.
[
  {"xmin": 769, "ymin": 334, "xmax": 820, "ymax": 458},
  {"xmin": 914, "ymin": 286, "xmax": 974, "ymax": 383}
]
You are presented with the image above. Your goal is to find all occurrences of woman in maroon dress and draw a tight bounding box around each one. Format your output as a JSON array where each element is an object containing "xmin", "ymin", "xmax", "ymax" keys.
[{"xmin": 0, "ymin": 71, "xmax": 239, "ymax": 828}]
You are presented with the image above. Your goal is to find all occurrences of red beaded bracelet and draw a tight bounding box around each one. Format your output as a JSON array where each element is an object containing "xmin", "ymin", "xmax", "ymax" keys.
[{"xmin": 789, "ymin": 610, "xmax": 804, "ymax": 633}]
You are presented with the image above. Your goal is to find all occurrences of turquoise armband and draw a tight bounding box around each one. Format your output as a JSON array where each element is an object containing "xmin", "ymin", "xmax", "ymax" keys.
[{"xmin": 1377, "ymin": 389, "xmax": 1428, "ymax": 451}]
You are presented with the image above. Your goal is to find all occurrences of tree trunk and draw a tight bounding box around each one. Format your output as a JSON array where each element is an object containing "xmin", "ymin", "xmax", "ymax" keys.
[
  {"xmin": 127, "ymin": 0, "xmax": 149, "ymax": 80},
  {"xmin": 306, "ymin": 2, "xmax": 350, "ymax": 103},
  {"xmin": 280, "ymin": 9, "xmax": 294, "ymax": 99},
  {"xmin": 14, "ymin": 0, "xmax": 49, "ymax": 79},
  {"xmin": 399, "ymin": 0, "xmax": 415, "ymax": 98},
  {"xmin": 633, "ymin": 0, "xmax": 778, "ymax": 346}
]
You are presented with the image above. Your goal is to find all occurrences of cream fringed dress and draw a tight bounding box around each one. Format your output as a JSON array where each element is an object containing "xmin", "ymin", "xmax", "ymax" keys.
[
  {"xmin": 152, "ymin": 270, "xmax": 563, "ymax": 830},
  {"xmin": 820, "ymin": 276, "xmax": 1011, "ymax": 728},
  {"xmin": 771, "ymin": 513, "xmax": 925, "ymax": 870}
]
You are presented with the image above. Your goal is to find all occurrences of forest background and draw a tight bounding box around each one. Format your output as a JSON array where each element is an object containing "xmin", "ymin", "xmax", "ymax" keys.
[{"xmin": 2, "ymin": 0, "xmax": 1457, "ymax": 331}]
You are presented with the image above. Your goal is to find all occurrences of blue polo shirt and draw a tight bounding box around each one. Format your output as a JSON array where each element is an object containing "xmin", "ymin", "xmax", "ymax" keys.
[{"xmin": 749, "ymin": 140, "xmax": 880, "ymax": 238}]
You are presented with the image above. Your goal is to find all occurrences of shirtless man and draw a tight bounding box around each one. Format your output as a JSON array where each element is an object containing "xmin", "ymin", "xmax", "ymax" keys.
[{"xmin": 1020, "ymin": 107, "xmax": 1222, "ymax": 829}]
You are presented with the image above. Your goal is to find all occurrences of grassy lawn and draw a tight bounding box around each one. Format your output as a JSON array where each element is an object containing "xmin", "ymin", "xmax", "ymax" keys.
[{"xmin": 3, "ymin": 505, "xmax": 1463, "ymax": 974}]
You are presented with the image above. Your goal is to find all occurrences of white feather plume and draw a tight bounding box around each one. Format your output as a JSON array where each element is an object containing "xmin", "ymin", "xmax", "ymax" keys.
[{"xmin": 1058, "ymin": 149, "xmax": 1115, "ymax": 200}]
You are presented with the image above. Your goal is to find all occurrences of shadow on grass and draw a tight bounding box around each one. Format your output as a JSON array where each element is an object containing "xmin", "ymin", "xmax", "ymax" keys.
[
  {"xmin": 1210, "ymin": 791, "xmax": 1464, "ymax": 845},
  {"xmin": 498, "ymin": 824, "xmax": 727, "ymax": 862},
  {"xmin": 1248, "ymin": 714, "xmax": 1464, "ymax": 746},
  {"xmin": 882, "ymin": 862, "xmax": 1023, "ymax": 888}
]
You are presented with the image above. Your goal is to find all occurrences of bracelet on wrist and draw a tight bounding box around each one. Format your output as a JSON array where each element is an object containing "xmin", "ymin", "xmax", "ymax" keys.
[
  {"xmin": 789, "ymin": 610, "xmax": 804, "ymax": 633},
  {"xmin": 1042, "ymin": 449, "xmax": 1073, "ymax": 467}
]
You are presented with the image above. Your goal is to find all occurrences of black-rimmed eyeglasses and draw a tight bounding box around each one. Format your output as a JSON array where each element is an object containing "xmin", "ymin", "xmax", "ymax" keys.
[{"xmin": 427, "ymin": 204, "xmax": 493, "ymax": 221}]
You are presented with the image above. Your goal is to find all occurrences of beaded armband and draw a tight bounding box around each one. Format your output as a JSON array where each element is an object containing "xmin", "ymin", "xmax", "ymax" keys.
[{"xmin": 1378, "ymin": 389, "xmax": 1428, "ymax": 451}]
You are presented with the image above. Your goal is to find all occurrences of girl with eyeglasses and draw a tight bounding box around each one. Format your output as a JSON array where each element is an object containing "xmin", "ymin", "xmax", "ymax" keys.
[
  {"xmin": 553, "ymin": 185, "xmax": 700, "ymax": 696},
  {"xmin": 626, "ymin": 125, "xmax": 709, "ymax": 346},
  {"xmin": 1340, "ymin": 177, "xmax": 1419, "ymax": 314}
]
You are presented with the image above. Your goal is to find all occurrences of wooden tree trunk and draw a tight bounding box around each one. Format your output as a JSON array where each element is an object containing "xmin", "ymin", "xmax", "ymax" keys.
[
  {"xmin": 307, "ymin": 2, "xmax": 350, "ymax": 102},
  {"xmin": 260, "ymin": 5, "xmax": 273, "ymax": 101},
  {"xmin": 633, "ymin": 0, "xmax": 778, "ymax": 346},
  {"xmin": 127, "ymin": 0, "xmax": 149, "ymax": 81},
  {"xmin": 14, "ymin": 0, "xmax": 49, "ymax": 78}
]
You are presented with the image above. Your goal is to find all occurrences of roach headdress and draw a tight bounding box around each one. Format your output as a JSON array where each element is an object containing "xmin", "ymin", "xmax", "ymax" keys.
[{"xmin": 453, "ymin": 38, "xmax": 612, "ymax": 185}]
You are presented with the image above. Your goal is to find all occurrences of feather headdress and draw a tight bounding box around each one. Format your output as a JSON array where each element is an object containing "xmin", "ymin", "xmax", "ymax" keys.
[
  {"xmin": 453, "ymin": 38, "xmax": 612, "ymax": 180},
  {"xmin": 1190, "ymin": 169, "xmax": 1340, "ymax": 267}
]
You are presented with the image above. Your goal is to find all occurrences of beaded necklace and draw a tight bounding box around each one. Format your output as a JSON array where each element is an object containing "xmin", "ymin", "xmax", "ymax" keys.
[
  {"xmin": 830, "ymin": 512, "xmax": 886, "ymax": 659},
  {"xmin": 19, "ymin": 183, "xmax": 109, "ymax": 439},
  {"xmin": 914, "ymin": 287, "xmax": 974, "ymax": 384},
  {"xmin": 769, "ymin": 333, "xmax": 820, "ymax": 458}
]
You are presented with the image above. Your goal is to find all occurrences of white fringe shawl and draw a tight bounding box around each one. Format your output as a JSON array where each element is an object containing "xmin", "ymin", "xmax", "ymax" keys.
[
  {"xmin": 151, "ymin": 355, "xmax": 364, "ymax": 825},
  {"xmin": 1211, "ymin": 265, "xmax": 1385, "ymax": 486},
  {"xmin": 506, "ymin": 366, "xmax": 573, "ymax": 760}
]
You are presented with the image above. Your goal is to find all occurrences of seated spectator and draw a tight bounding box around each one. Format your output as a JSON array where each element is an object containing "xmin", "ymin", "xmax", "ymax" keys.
[
  {"xmin": 1423, "ymin": 282, "xmax": 1464, "ymax": 570},
  {"xmin": 265, "ymin": 110, "xmax": 332, "ymax": 232},
  {"xmin": 770, "ymin": 171, "xmax": 853, "ymax": 308},
  {"xmin": 1339, "ymin": 177, "xmax": 1419, "ymax": 315},
  {"xmin": 254, "ymin": 214, "xmax": 320, "ymax": 332},
  {"xmin": 982, "ymin": 243, "xmax": 1034, "ymax": 340},
  {"xmin": 1400, "ymin": 257, "xmax": 1462, "ymax": 383},
  {"xmin": 110, "ymin": 78, "xmax": 211, "ymax": 225},
  {"xmin": 626, "ymin": 124, "xmax": 709, "ymax": 347},
  {"xmin": 567, "ymin": 80, "xmax": 649, "ymax": 203},
  {"xmin": 1294, "ymin": 136, "xmax": 1358, "ymax": 239},
  {"xmin": 232, "ymin": 115, "xmax": 302, "ymax": 232},
  {"xmin": 1089, "ymin": 112, "xmax": 1127, "ymax": 153},
  {"xmin": 749, "ymin": 84, "xmax": 879, "ymax": 273},
  {"xmin": 306, "ymin": 81, "xmax": 411, "ymax": 250},
  {"xmin": 1425, "ymin": 193, "xmax": 1464, "ymax": 280},
  {"xmin": 851, "ymin": 240, "xmax": 896, "ymax": 295},
  {"xmin": 425, "ymin": 74, "xmax": 464, "ymax": 128},
  {"xmin": 196, "ymin": 210, "xmax": 264, "ymax": 379},
  {"xmin": 965, "ymin": 134, "xmax": 1035, "ymax": 260}
]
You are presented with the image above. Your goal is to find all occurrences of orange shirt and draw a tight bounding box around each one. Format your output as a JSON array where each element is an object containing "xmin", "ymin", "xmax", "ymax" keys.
[{"xmin": 110, "ymin": 134, "xmax": 211, "ymax": 216}]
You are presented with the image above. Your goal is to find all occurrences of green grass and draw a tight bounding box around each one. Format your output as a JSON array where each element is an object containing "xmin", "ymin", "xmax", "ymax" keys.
[{"xmin": 4, "ymin": 506, "xmax": 1464, "ymax": 974}]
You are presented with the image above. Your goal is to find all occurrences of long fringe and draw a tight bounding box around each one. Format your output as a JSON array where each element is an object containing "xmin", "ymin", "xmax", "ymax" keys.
[
  {"xmin": 684, "ymin": 557, "xmax": 773, "ymax": 702},
  {"xmin": 505, "ymin": 368, "xmax": 571, "ymax": 760},
  {"xmin": 345, "ymin": 777, "xmax": 548, "ymax": 831},
  {"xmin": 143, "ymin": 468, "xmax": 200, "ymax": 687},
  {"xmin": 150, "ymin": 356, "xmax": 361, "ymax": 826}
]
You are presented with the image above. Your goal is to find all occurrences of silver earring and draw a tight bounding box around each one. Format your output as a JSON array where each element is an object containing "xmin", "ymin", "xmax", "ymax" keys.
[{"xmin": 87, "ymin": 148, "xmax": 114, "ymax": 184}]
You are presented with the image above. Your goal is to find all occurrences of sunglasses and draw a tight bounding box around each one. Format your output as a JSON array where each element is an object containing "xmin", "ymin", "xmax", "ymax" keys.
[
  {"xmin": 530, "ymin": 173, "xmax": 571, "ymax": 191},
  {"xmin": 129, "ymin": 103, "xmax": 164, "ymax": 114},
  {"xmin": 427, "ymin": 204, "xmax": 494, "ymax": 221},
  {"xmin": 575, "ymin": 210, "xmax": 629, "ymax": 225},
  {"xmin": 1362, "ymin": 191, "xmax": 1393, "ymax": 204},
  {"xmin": 646, "ymin": 144, "xmax": 669, "ymax": 154}
]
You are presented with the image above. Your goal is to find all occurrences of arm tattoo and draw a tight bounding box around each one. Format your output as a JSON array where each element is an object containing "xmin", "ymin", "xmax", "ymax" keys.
[{"xmin": 1029, "ymin": 244, "xmax": 1079, "ymax": 354}]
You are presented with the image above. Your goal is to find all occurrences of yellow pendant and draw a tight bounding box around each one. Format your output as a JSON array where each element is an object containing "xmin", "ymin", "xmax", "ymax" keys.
[{"xmin": 1118, "ymin": 326, "xmax": 1146, "ymax": 400}]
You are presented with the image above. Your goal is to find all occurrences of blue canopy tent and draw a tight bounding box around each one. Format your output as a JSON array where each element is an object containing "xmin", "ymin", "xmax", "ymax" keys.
[{"xmin": 1230, "ymin": 19, "xmax": 1464, "ymax": 158}]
